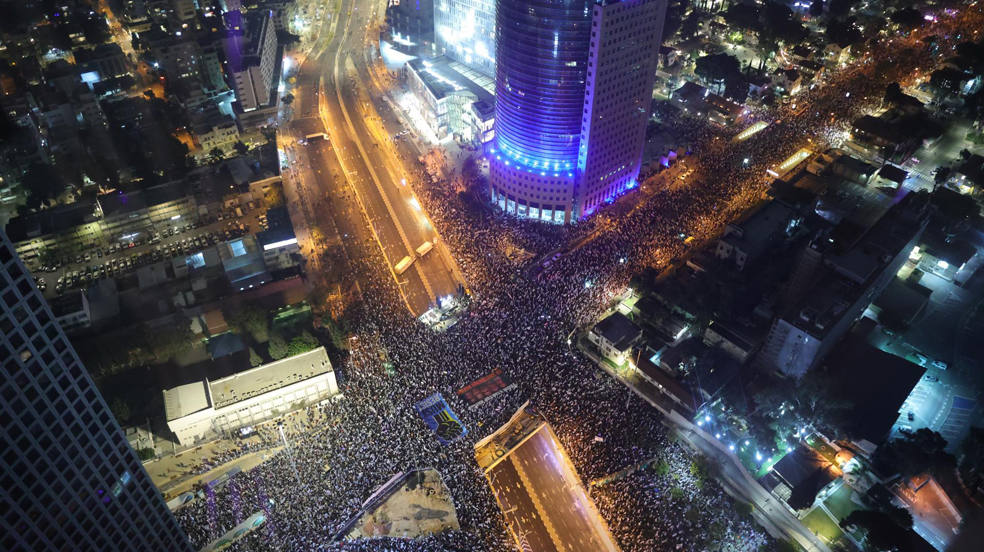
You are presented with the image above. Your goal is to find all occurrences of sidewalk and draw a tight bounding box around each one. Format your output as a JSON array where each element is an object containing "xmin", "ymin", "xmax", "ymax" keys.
[{"xmin": 158, "ymin": 447, "xmax": 284, "ymax": 500}]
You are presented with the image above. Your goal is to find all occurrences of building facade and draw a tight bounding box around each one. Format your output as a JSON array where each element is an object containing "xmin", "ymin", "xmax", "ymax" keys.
[
  {"xmin": 385, "ymin": 0, "xmax": 435, "ymax": 51},
  {"xmin": 576, "ymin": 0, "xmax": 666, "ymax": 217},
  {"xmin": 226, "ymin": 10, "xmax": 278, "ymax": 113},
  {"xmin": 0, "ymin": 228, "xmax": 192, "ymax": 551},
  {"xmin": 489, "ymin": 0, "xmax": 665, "ymax": 223},
  {"xmin": 164, "ymin": 347, "xmax": 339, "ymax": 445},
  {"xmin": 434, "ymin": 0, "xmax": 496, "ymax": 77}
]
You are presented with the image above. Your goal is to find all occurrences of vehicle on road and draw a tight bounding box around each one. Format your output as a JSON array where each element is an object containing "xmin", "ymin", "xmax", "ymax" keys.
[
  {"xmin": 415, "ymin": 241, "xmax": 434, "ymax": 257},
  {"xmin": 394, "ymin": 255, "xmax": 415, "ymax": 275},
  {"xmin": 305, "ymin": 132, "xmax": 328, "ymax": 142}
]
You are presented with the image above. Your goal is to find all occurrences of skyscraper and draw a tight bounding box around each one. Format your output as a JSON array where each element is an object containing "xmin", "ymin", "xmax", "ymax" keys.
[
  {"xmin": 434, "ymin": 0, "xmax": 497, "ymax": 77},
  {"xmin": 490, "ymin": 0, "xmax": 666, "ymax": 223},
  {"xmin": 0, "ymin": 228, "xmax": 192, "ymax": 551}
]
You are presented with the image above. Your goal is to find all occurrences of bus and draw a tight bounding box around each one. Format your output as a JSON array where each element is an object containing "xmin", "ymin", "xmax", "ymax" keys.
[
  {"xmin": 305, "ymin": 132, "xmax": 328, "ymax": 142},
  {"xmin": 394, "ymin": 255, "xmax": 415, "ymax": 275},
  {"xmin": 415, "ymin": 240, "xmax": 434, "ymax": 257}
]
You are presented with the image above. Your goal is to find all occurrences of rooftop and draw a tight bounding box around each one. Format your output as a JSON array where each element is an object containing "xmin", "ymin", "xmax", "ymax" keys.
[
  {"xmin": 407, "ymin": 56, "xmax": 495, "ymax": 104},
  {"xmin": 98, "ymin": 181, "xmax": 189, "ymax": 219},
  {"xmin": 592, "ymin": 311, "xmax": 642, "ymax": 352},
  {"xmin": 825, "ymin": 333, "xmax": 924, "ymax": 443},
  {"xmin": 209, "ymin": 346, "xmax": 333, "ymax": 409},
  {"xmin": 876, "ymin": 164, "xmax": 909, "ymax": 185},
  {"xmin": 163, "ymin": 381, "xmax": 211, "ymax": 421}
]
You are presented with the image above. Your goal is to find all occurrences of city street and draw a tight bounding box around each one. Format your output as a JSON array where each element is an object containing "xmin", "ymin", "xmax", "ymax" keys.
[{"xmin": 282, "ymin": 0, "xmax": 462, "ymax": 316}]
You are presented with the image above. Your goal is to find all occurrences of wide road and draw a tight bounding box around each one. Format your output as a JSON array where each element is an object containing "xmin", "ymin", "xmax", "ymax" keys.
[
  {"xmin": 285, "ymin": 0, "xmax": 462, "ymax": 316},
  {"xmin": 487, "ymin": 424, "xmax": 621, "ymax": 552}
]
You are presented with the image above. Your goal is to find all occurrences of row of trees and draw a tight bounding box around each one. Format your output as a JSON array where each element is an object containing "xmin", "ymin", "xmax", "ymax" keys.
[{"xmin": 80, "ymin": 319, "xmax": 197, "ymax": 378}]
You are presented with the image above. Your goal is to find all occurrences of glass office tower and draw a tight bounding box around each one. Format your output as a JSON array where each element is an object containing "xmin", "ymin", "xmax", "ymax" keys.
[
  {"xmin": 490, "ymin": 0, "xmax": 592, "ymax": 223},
  {"xmin": 490, "ymin": 0, "xmax": 665, "ymax": 224},
  {"xmin": 434, "ymin": 0, "xmax": 497, "ymax": 77},
  {"xmin": 0, "ymin": 228, "xmax": 192, "ymax": 551}
]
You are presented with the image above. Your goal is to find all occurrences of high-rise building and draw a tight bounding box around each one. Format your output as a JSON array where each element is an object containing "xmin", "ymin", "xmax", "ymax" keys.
[
  {"xmin": 0, "ymin": 228, "xmax": 192, "ymax": 551},
  {"xmin": 225, "ymin": 9, "xmax": 278, "ymax": 113},
  {"xmin": 434, "ymin": 0, "xmax": 496, "ymax": 77},
  {"xmin": 385, "ymin": 0, "xmax": 435, "ymax": 52},
  {"xmin": 489, "ymin": 0, "xmax": 665, "ymax": 224}
]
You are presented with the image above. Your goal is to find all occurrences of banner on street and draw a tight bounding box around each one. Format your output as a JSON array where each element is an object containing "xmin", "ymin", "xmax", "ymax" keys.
[
  {"xmin": 414, "ymin": 393, "xmax": 467, "ymax": 445},
  {"xmin": 456, "ymin": 369, "xmax": 516, "ymax": 410}
]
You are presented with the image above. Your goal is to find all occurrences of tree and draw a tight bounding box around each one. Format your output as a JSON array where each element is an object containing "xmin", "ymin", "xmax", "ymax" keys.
[
  {"xmin": 281, "ymin": 93, "xmax": 295, "ymax": 106},
  {"xmin": 228, "ymin": 304, "xmax": 270, "ymax": 342},
  {"xmin": 248, "ymin": 347, "xmax": 263, "ymax": 367},
  {"xmin": 695, "ymin": 53, "xmax": 741, "ymax": 93},
  {"xmin": 809, "ymin": 0, "xmax": 824, "ymax": 17},
  {"xmin": 884, "ymin": 82, "xmax": 903, "ymax": 103},
  {"xmin": 827, "ymin": 0, "xmax": 857, "ymax": 18},
  {"xmin": 934, "ymin": 166, "xmax": 951, "ymax": 187},
  {"xmin": 725, "ymin": 3, "xmax": 761, "ymax": 31},
  {"xmin": 826, "ymin": 18, "xmax": 863, "ymax": 47},
  {"xmin": 137, "ymin": 447, "xmax": 156, "ymax": 461},
  {"xmin": 109, "ymin": 397, "xmax": 131, "ymax": 423},
  {"xmin": 891, "ymin": 8, "xmax": 924, "ymax": 31},
  {"xmin": 268, "ymin": 332, "xmax": 288, "ymax": 360},
  {"xmin": 265, "ymin": 185, "xmax": 285, "ymax": 208},
  {"xmin": 233, "ymin": 141, "xmax": 249, "ymax": 156},
  {"xmin": 679, "ymin": 12, "xmax": 702, "ymax": 39},
  {"xmin": 958, "ymin": 426, "xmax": 984, "ymax": 490},
  {"xmin": 287, "ymin": 331, "xmax": 319, "ymax": 357},
  {"xmin": 724, "ymin": 74, "xmax": 749, "ymax": 102},
  {"xmin": 208, "ymin": 147, "xmax": 225, "ymax": 164},
  {"xmin": 841, "ymin": 509, "xmax": 920, "ymax": 552},
  {"xmin": 930, "ymin": 67, "xmax": 965, "ymax": 96},
  {"xmin": 873, "ymin": 428, "xmax": 954, "ymax": 478},
  {"xmin": 143, "ymin": 321, "xmax": 195, "ymax": 361},
  {"xmin": 761, "ymin": 2, "xmax": 808, "ymax": 44},
  {"xmin": 23, "ymin": 162, "xmax": 66, "ymax": 210}
]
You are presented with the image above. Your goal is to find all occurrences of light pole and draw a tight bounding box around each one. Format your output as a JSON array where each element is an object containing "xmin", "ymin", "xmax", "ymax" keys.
[{"xmin": 277, "ymin": 421, "xmax": 303, "ymax": 488}]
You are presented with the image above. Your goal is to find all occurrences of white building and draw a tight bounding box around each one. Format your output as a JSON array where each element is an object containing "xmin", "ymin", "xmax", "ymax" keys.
[
  {"xmin": 191, "ymin": 103, "xmax": 240, "ymax": 155},
  {"xmin": 575, "ymin": 0, "xmax": 667, "ymax": 218},
  {"xmin": 164, "ymin": 347, "xmax": 339, "ymax": 445},
  {"xmin": 588, "ymin": 311, "xmax": 642, "ymax": 367},
  {"xmin": 226, "ymin": 10, "xmax": 278, "ymax": 113}
]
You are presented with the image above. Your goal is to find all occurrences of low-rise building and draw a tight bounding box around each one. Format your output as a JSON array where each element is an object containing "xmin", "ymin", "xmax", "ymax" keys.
[
  {"xmin": 405, "ymin": 56, "xmax": 495, "ymax": 146},
  {"xmin": 758, "ymin": 191, "xmax": 931, "ymax": 377},
  {"xmin": 256, "ymin": 206, "xmax": 300, "ymax": 273},
  {"xmin": 75, "ymin": 43, "xmax": 130, "ymax": 82},
  {"xmin": 703, "ymin": 320, "xmax": 762, "ymax": 364},
  {"xmin": 190, "ymin": 103, "xmax": 240, "ymax": 155},
  {"xmin": 715, "ymin": 200, "xmax": 798, "ymax": 271},
  {"xmin": 218, "ymin": 234, "xmax": 270, "ymax": 291},
  {"xmin": 49, "ymin": 289, "xmax": 91, "ymax": 332},
  {"xmin": 588, "ymin": 312, "xmax": 642, "ymax": 367},
  {"xmin": 164, "ymin": 346, "xmax": 339, "ymax": 445}
]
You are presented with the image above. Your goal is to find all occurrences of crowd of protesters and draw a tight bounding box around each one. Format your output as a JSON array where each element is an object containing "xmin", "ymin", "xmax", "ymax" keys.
[{"xmin": 171, "ymin": 6, "xmax": 983, "ymax": 551}]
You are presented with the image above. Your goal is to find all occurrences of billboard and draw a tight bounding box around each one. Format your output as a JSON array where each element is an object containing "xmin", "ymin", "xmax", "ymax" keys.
[
  {"xmin": 414, "ymin": 393, "xmax": 467, "ymax": 445},
  {"xmin": 456, "ymin": 368, "xmax": 516, "ymax": 409}
]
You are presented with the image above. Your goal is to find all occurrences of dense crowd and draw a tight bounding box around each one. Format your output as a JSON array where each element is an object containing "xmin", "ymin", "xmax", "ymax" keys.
[{"xmin": 172, "ymin": 6, "xmax": 983, "ymax": 552}]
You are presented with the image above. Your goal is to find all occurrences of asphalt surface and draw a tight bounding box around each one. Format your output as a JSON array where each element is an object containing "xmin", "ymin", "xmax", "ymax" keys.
[
  {"xmin": 486, "ymin": 425, "xmax": 620, "ymax": 552},
  {"xmin": 283, "ymin": 0, "xmax": 461, "ymax": 316}
]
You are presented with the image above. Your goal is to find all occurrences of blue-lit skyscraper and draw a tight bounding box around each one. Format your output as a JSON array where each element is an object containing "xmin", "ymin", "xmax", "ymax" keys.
[{"xmin": 490, "ymin": 0, "xmax": 666, "ymax": 223}]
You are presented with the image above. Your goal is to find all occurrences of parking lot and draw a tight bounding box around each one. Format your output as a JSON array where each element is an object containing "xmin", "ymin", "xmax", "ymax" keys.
[{"xmin": 30, "ymin": 204, "xmax": 269, "ymax": 298}]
